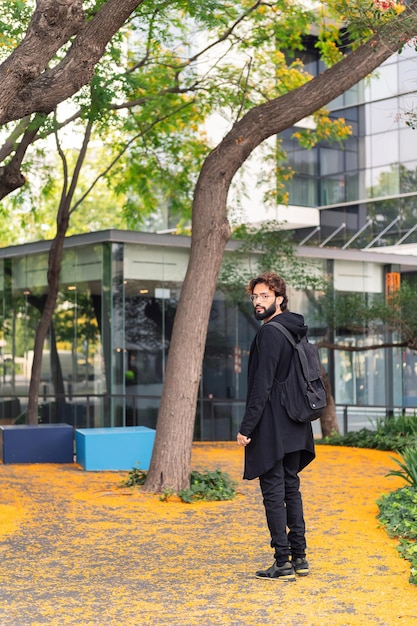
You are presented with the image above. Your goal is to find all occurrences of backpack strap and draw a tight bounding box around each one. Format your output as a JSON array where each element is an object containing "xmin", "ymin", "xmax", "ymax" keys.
[
  {"xmin": 269, "ymin": 320, "xmax": 311, "ymax": 381},
  {"xmin": 268, "ymin": 320, "xmax": 296, "ymax": 347}
]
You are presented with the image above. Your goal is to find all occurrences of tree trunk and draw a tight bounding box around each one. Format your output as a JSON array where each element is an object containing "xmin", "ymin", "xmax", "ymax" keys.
[
  {"xmin": 26, "ymin": 119, "xmax": 93, "ymax": 424},
  {"xmin": 320, "ymin": 368, "xmax": 339, "ymax": 439},
  {"xmin": 27, "ymin": 205, "xmax": 70, "ymax": 424},
  {"xmin": 144, "ymin": 4, "xmax": 417, "ymax": 492},
  {"xmin": 143, "ymin": 164, "xmax": 231, "ymax": 492}
]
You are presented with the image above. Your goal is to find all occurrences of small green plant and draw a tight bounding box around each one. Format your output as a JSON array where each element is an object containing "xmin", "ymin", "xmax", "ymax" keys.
[
  {"xmin": 121, "ymin": 466, "xmax": 237, "ymax": 503},
  {"xmin": 159, "ymin": 488, "xmax": 174, "ymax": 502},
  {"xmin": 178, "ymin": 468, "xmax": 237, "ymax": 503},
  {"xmin": 122, "ymin": 465, "xmax": 147, "ymax": 487},
  {"xmin": 387, "ymin": 447, "xmax": 417, "ymax": 487}
]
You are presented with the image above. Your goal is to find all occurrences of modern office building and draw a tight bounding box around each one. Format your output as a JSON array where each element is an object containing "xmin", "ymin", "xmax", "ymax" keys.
[
  {"xmin": 1, "ymin": 228, "xmax": 417, "ymax": 439},
  {"xmin": 244, "ymin": 40, "xmax": 417, "ymax": 250}
]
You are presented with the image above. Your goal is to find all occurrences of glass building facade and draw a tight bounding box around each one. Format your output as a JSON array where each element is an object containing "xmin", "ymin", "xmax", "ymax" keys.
[
  {"xmin": 1, "ymin": 230, "xmax": 417, "ymax": 437},
  {"xmin": 284, "ymin": 44, "xmax": 417, "ymax": 249},
  {"xmin": 0, "ymin": 232, "xmax": 255, "ymax": 438}
]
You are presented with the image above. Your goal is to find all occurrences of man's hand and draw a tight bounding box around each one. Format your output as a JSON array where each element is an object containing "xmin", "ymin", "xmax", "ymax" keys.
[{"xmin": 237, "ymin": 432, "xmax": 251, "ymax": 446}]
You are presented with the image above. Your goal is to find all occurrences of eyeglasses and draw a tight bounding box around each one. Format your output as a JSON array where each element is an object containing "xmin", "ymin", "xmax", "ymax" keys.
[{"xmin": 250, "ymin": 293, "xmax": 276, "ymax": 303}]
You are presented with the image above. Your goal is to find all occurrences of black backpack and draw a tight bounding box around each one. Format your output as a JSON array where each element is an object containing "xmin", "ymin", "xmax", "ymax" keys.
[{"xmin": 269, "ymin": 320, "xmax": 327, "ymax": 423}]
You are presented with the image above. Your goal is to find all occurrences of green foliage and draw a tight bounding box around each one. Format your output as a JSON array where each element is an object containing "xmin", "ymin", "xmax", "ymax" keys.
[
  {"xmin": 387, "ymin": 447, "xmax": 417, "ymax": 487},
  {"xmin": 314, "ymin": 276, "xmax": 417, "ymax": 350},
  {"xmin": 219, "ymin": 220, "xmax": 324, "ymax": 304},
  {"xmin": 178, "ymin": 468, "xmax": 237, "ymax": 503},
  {"xmin": 0, "ymin": 0, "xmax": 33, "ymax": 60},
  {"xmin": 322, "ymin": 0, "xmax": 406, "ymax": 53},
  {"xmin": 320, "ymin": 413, "xmax": 417, "ymax": 452},
  {"xmin": 1, "ymin": 0, "xmax": 356, "ymax": 242},
  {"xmin": 377, "ymin": 486, "xmax": 417, "ymax": 585},
  {"xmin": 121, "ymin": 466, "xmax": 237, "ymax": 502},
  {"xmin": 123, "ymin": 466, "xmax": 147, "ymax": 487}
]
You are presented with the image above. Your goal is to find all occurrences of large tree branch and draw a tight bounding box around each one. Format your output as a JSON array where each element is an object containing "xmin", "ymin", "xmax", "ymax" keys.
[
  {"xmin": 0, "ymin": 0, "xmax": 85, "ymax": 120},
  {"xmin": 0, "ymin": 0, "xmax": 146, "ymax": 125},
  {"xmin": 197, "ymin": 1, "xmax": 417, "ymax": 203},
  {"xmin": 0, "ymin": 118, "xmax": 44, "ymax": 199}
]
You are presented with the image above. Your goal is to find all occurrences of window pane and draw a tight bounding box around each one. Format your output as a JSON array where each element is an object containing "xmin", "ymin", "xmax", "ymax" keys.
[
  {"xmin": 320, "ymin": 147, "xmax": 344, "ymax": 176},
  {"xmin": 370, "ymin": 62, "xmax": 398, "ymax": 99},
  {"xmin": 399, "ymin": 127, "xmax": 417, "ymax": 162},
  {"xmin": 370, "ymin": 165, "xmax": 400, "ymax": 196},
  {"xmin": 367, "ymin": 98, "xmax": 400, "ymax": 134},
  {"xmin": 345, "ymin": 172, "xmax": 359, "ymax": 202},
  {"xmin": 287, "ymin": 147, "xmax": 318, "ymax": 175},
  {"xmin": 320, "ymin": 176, "xmax": 346, "ymax": 205},
  {"xmin": 288, "ymin": 176, "xmax": 317, "ymax": 207},
  {"xmin": 370, "ymin": 131, "xmax": 399, "ymax": 167}
]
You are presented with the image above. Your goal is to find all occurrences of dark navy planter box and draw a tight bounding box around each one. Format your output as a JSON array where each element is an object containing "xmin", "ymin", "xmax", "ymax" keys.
[{"xmin": 0, "ymin": 424, "xmax": 74, "ymax": 464}]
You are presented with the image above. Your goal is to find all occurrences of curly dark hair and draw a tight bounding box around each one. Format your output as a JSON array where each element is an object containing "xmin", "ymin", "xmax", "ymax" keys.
[{"xmin": 246, "ymin": 272, "xmax": 288, "ymax": 311}]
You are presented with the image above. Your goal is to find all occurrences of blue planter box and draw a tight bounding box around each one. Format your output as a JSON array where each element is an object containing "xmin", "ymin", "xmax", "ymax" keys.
[
  {"xmin": 0, "ymin": 424, "xmax": 74, "ymax": 464},
  {"xmin": 75, "ymin": 426, "xmax": 156, "ymax": 471}
]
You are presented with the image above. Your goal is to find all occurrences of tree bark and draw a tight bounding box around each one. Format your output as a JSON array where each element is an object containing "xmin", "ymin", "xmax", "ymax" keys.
[
  {"xmin": 0, "ymin": 0, "xmax": 85, "ymax": 120},
  {"xmin": 27, "ymin": 202, "xmax": 70, "ymax": 424},
  {"xmin": 320, "ymin": 369, "xmax": 339, "ymax": 439},
  {"xmin": 26, "ymin": 119, "xmax": 93, "ymax": 424},
  {"xmin": 144, "ymin": 3, "xmax": 417, "ymax": 492},
  {"xmin": 0, "ymin": 0, "xmax": 145, "ymax": 125}
]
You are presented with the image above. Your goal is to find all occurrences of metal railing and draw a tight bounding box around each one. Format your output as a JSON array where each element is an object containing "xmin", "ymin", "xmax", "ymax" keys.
[{"xmin": 1, "ymin": 393, "xmax": 416, "ymax": 439}]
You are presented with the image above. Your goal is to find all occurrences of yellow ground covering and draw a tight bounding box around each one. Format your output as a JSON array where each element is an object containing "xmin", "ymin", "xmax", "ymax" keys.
[{"xmin": 0, "ymin": 443, "xmax": 416, "ymax": 625}]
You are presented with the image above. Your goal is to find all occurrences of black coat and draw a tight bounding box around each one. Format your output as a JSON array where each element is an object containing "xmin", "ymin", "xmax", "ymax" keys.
[{"xmin": 239, "ymin": 310, "xmax": 315, "ymax": 480}]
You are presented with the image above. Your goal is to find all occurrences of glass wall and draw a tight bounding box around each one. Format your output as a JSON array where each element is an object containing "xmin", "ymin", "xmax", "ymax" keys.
[
  {"xmin": 120, "ymin": 242, "xmax": 187, "ymax": 428},
  {"xmin": 2, "ymin": 237, "xmax": 417, "ymax": 436},
  {"xmin": 333, "ymin": 336, "xmax": 386, "ymax": 407},
  {"xmin": 0, "ymin": 245, "xmax": 107, "ymax": 427},
  {"xmin": 284, "ymin": 44, "xmax": 417, "ymax": 249}
]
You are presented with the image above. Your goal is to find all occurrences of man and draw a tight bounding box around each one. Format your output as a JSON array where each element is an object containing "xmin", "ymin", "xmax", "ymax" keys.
[{"xmin": 237, "ymin": 271, "xmax": 315, "ymax": 581}]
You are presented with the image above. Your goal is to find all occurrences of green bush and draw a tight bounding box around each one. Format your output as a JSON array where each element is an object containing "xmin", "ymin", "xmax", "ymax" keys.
[
  {"xmin": 387, "ymin": 447, "xmax": 417, "ymax": 487},
  {"xmin": 319, "ymin": 413, "xmax": 417, "ymax": 452},
  {"xmin": 178, "ymin": 469, "xmax": 237, "ymax": 503},
  {"xmin": 121, "ymin": 466, "xmax": 237, "ymax": 503},
  {"xmin": 377, "ymin": 486, "xmax": 417, "ymax": 585},
  {"xmin": 123, "ymin": 466, "xmax": 147, "ymax": 487}
]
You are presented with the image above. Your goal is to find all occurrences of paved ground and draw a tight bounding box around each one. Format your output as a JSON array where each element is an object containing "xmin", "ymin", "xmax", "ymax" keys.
[{"xmin": 0, "ymin": 443, "xmax": 416, "ymax": 625}]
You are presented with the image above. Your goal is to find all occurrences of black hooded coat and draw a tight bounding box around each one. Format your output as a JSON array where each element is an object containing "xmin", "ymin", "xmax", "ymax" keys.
[{"xmin": 239, "ymin": 310, "xmax": 315, "ymax": 480}]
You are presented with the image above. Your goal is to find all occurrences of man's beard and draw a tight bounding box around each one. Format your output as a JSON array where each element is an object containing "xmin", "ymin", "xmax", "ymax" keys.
[{"xmin": 254, "ymin": 300, "xmax": 277, "ymax": 321}]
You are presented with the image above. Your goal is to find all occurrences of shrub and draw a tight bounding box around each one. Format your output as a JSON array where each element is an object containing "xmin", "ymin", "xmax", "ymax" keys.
[
  {"xmin": 387, "ymin": 447, "xmax": 417, "ymax": 488},
  {"xmin": 178, "ymin": 469, "xmax": 237, "ymax": 503},
  {"xmin": 319, "ymin": 413, "xmax": 417, "ymax": 452},
  {"xmin": 121, "ymin": 466, "xmax": 237, "ymax": 503},
  {"xmin": 122, "ymin": 466, "xmax": 147, "ymax": 487},
  {"xmin": 377, "ymin": 486, "xmax": 417, "ymax": 585}
]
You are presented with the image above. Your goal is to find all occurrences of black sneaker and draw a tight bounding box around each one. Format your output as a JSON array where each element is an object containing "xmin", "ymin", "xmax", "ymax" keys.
[
  {"xmin": 255, "ymin": 561, "xmax": 296, "ymax": 581},
  {"xmin": 293, "ymin": 557, "xmax": 309, "ymax": 576}
]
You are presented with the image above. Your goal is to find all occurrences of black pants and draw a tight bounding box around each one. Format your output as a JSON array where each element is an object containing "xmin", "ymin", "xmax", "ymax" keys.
[{"xmin": 259, "ymin": 451, "xmax": 306, "ymax": 565}]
